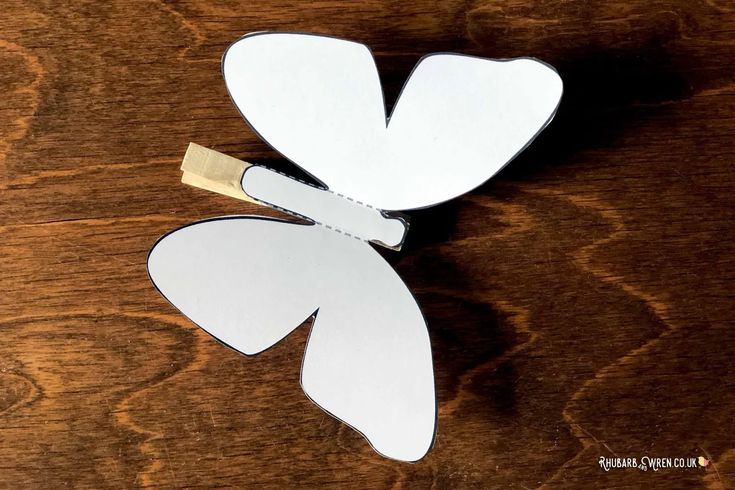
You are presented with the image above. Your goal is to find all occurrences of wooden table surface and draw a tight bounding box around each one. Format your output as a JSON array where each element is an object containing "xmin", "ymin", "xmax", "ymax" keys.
[{"xmin": 2, "ymin": 1, "xmax": 734, "ymax": 488}]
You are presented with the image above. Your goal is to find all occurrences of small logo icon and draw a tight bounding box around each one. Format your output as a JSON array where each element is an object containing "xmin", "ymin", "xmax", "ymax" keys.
[{"xmin": 698, "ymin": 456, "xmax": 710, "ymax": 467}]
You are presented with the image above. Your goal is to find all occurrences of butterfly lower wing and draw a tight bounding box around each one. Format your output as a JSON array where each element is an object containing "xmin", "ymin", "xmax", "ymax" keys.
[
  {"xmin": 301, "ymin": 239, "xmax": 436, "ymax": 462},
  {"xmin": 148, "ymin": 217, "xmax": 436, "ymax": 460},
  {"xmin": 147, "ymin": 216, "xmax": 323, "ymax": 355}
]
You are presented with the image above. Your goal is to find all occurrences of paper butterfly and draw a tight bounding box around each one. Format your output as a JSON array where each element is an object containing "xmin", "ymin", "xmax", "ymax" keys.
[{"xmin": 147, "ymin": 32, "xmax": 563, "ymax": 461}]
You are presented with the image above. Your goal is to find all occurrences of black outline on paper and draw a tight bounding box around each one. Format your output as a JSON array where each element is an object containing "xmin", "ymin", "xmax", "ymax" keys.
[
  {"xmin": 146, "ymin": 215, "xmax": 437, "ymax": 462},
  {"xmin": 150, "ymin": 32, "xmax": 564, "ymax": 463},
  {"xmin": 220, "ymin": 31, "xmax": 564, "ymax": 212}
]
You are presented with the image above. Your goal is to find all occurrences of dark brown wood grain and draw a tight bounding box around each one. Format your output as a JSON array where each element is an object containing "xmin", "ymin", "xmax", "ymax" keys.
[{"xmin": 1, "ymin": 1, "xmax": 734, "ymax": 488}]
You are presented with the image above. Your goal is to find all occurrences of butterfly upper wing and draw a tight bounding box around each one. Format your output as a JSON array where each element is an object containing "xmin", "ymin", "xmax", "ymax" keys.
[
  {"xmin": 381, "ymin": 54, "xmax": 563, "ymax": 210},
  {"xmin": 223, "ymin": 32, "xmax": 563, "ymax": 210},
  {"xmin": 147, "ymin": 217, "xmax": 435, "ymax": 460},
  {"xmin": 223, "ymin": 33, "xmax": 386, "ymax": 189}
]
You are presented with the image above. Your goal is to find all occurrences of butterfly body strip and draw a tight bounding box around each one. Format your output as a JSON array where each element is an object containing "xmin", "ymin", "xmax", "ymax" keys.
[
  {"xmin": 241, "ymin": 165, "xmax": 407, "ymax": 249},
  {"xmin": 180, "ymin": 143, "xmax": 408, "ymax": 249}
]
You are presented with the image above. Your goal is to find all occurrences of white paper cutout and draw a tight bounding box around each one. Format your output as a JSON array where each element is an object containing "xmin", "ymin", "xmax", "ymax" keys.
[
  {"xmin": 242, "ymin": 165, "xmax": 407, "ymax": 248},
  {"xmin": 148, "ymin": 217, "xmax": 434, "ymax": 461},
  {"xmin": 223, "ymin": 33, "xmax": 563, "ymax": 210},
  {"xmin": 148, "ymin": 32, "xmax": 563, "ymax": 461}
]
